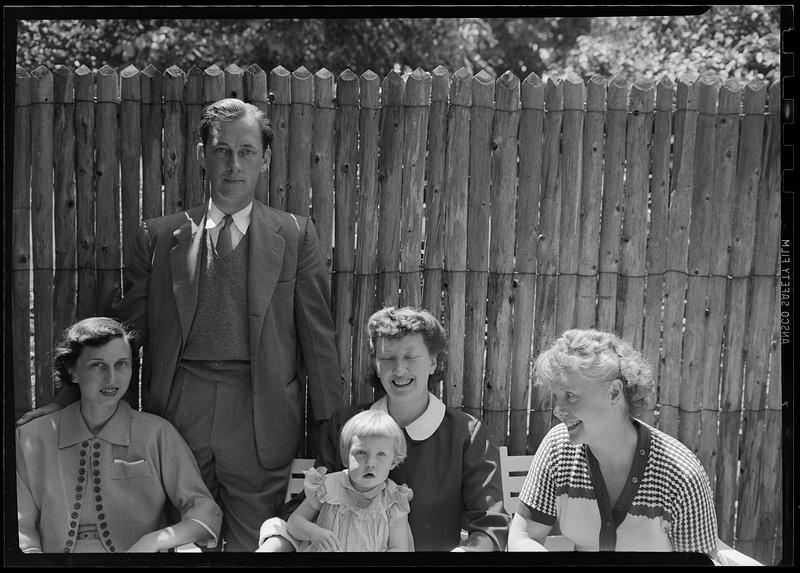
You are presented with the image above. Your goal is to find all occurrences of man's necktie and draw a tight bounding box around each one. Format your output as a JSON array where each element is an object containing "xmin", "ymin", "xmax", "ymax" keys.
[{"xmin": 216, "ymin": 214, "xmax": 234, "ymax": 257}]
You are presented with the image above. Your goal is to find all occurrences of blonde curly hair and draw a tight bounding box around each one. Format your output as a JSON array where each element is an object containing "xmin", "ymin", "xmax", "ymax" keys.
[{"xmin": 533, "ymin": 329, "xmax": 654, "ymax": 417}]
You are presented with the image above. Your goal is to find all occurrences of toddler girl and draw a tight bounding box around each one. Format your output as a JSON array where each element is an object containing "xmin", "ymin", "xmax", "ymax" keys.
[{"xmin": 286, "ymin": 409, "xmax": 414, "ymax": 551}]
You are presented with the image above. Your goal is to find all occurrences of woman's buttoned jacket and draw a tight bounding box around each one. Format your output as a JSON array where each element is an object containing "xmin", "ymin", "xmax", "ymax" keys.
[{"xmin": 16, "ymin": 400, "xmax": 222, "ymax": 553}]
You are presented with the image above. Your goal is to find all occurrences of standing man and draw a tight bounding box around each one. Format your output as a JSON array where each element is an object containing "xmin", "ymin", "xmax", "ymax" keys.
[{"xmin": 18, "ymin": 98, "xmax": 345, "ymax": 551}]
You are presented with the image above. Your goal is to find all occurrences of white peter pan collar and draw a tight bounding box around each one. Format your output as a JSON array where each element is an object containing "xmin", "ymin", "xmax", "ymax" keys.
[{"xmin": 370, "ymin": 392, "xmax": 446, "ymax": 441}]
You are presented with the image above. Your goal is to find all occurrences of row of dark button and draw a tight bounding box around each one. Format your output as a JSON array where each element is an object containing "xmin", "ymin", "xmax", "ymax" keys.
[{"xmin": 64, "ymin": 440, "xmax": 114, "ymax": 553}]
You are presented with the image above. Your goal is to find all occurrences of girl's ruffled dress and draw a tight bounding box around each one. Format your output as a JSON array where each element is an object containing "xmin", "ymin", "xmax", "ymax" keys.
[{"xmin": 302, "ymin": 467, "xmax": 414, "ymax": 552}]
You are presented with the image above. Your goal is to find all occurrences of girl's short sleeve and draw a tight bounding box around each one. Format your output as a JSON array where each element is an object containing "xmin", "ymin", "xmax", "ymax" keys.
[
  {"xmin": 387, "ymin": 482, "xmax": 413, "ymax": 524},
  {"xmin": 303, "ymin": 467, "xmax": 329, "ymax": 511}
]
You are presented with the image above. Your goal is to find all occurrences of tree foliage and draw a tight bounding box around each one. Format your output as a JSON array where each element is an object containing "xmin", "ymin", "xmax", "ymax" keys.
[
  {"xmin": 16, "ymin": 10, "xmax": 781, "ymax": 83},
  {"xmin": 563, "ymin": 6, "xmax": 781, "ymax": 83},
  {"xmin": 478, "ymin": 17, "xmax": 592, "ymax": 77},
  {"xmin": 17, "ymin": 18, "xmax": 486, "ymax": 77}
]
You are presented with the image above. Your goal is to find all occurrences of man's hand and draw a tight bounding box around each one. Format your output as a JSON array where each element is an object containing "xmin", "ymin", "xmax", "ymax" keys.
[
  {"xmin": 308, "ymin": 525, "xmax": 340, "ymax": 552},
  {"xmin": 16, "ymin": 402, "xmax": 63, "ymax": 426}
]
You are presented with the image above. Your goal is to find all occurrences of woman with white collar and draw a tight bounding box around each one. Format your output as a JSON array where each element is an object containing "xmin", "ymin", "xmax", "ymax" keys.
[{"xmin": 258, "ymin": 307, "xmax": 510, "ymax": 551}]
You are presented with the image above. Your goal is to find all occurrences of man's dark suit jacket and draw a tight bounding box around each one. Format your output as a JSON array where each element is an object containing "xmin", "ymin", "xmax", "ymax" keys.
[{"xmin": 114, "ymin": 199, "xmax": 344, "ymax": 469}]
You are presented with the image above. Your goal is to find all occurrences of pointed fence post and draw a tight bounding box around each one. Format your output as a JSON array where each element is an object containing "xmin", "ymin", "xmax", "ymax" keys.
[
  {"xmin": 399, "ymin": 68, "xmax": 431, "ymax": 308},
  {"xmin": 679, "ymin": 74, "xmax": 721, "ymax": 453},
  {"xmin": 716, "ymin": 78, "xmax": 767, "ymax": 545},
  {"xmin": 332, "ymin": 68, "xmax": 359, "ymax": 403},
  {"xmin": 376, "ymin": 70, "xmax": 406, "ymax": 309},
  {"xmin": 659, "ymin": 74, "xmax": 698, "ymax": 439},
  {"xmin": 94, "ymin": 65, "xmax": 120, "ymax": 317},
  {"xmin": 268, "ymin": 65, "xmax": 291, "ymax": 211},
  {"xmin": 575, "ymin": 75, "xmax": 607, "ymax": 331},
  {"xmin": 421, "ymin": 65, "xmax": 451, "ymax": 329},
  {"xmin": 184, "ymin": 66, "xmax": 205, "ymax": 208},
  {"xmin": 596, "ymin": 75, "xmax": 628, "ymax": 332},
  {"xmin": 13, "ymin": 66, "xmax": 32, "ymax": 418},
  {"xmin": 225, "ymin": 63, "xmax": 244, "ymax": 100},
  {"xmin": 528, "ymin": 76, "xmax": 563, "ymax": 452},
  {"xmin": 511, "ymin": 71, "xmax": 544, "ymax": 455},
  {"xmin": 484, "ymin": 70, "xmax": 520, "ymax": 448},
  {"xmin": 163, "ymin": 65, "xmax": 186, "ymax": 215},
  {"xmin": 463, "ymin": 69, "xmax": 494, "ymax": 419},
  {"xmin": 53, "ymin": 65, "xmax": 77, "ymax": 340},
  {"xmin": 616, "ymin": 77, "xmax": 655, "ymax": 352},
  {"xmin": 287, "ymin": 66, "xmax": 313, "ymax": 216},
  {"xmin": 311, "ymin": 67, "xmax": 335, "ymax": 272},
  {"xmin": 555, "ymin": 73, "xmax": 585, "ymax": 337},
  {"xmin": 351, "ymin": 70, "xmax": 381, "ymax": 406},
  {"xmin": 75, "ymin": 65, "xmax": 96, "ymax": 319},
  {"xmin": 641, "ymin": 76, "xmax": 674, "ymax": 426},
  {"xmin": 31, "ymin": 65, "xmax": 54, "ymax": 406},
  {"xmin": 441, "ymin": 67, "xmax": 472, "ymax": 410}
]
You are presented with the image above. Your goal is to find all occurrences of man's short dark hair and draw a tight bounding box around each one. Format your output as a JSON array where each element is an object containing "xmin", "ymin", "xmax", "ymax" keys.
[{"xmin": 198, "ymin": 98, "xmax": 273, "ymax": 151}]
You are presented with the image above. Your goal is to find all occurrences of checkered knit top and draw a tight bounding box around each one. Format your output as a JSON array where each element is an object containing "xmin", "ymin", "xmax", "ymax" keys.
[{"xmin": 518, "ymin": 419, "xmax": 718, "ymax": 553}]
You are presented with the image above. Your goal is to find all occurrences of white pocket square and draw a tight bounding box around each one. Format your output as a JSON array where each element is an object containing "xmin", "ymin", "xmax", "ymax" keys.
[{"xmin": 113, "ymin": 459, "xmax": 145, "ymax": 465}]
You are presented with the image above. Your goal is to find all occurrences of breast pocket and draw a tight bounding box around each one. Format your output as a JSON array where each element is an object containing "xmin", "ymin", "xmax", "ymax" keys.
[{"xmin": 110, "ymin": 458, "xmax": 153, "ymax": 480}]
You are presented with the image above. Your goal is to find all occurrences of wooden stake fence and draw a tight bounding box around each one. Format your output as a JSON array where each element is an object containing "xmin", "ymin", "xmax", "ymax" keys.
[{"xmin": 11, "ymin": 63, "xmax": 783, "ymax": 564}]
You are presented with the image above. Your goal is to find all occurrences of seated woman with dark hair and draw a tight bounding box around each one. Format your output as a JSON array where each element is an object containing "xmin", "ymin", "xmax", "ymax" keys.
[
  {"xmin": 258, "ymin": 306, "xmax": 510, "ymax": 552},
  {"xmin": 16, "ymin": 317, "xmax": 222, "ymax": 553},
  {"xmin": 508, "ymin": 329, "xmax": 720, "ymax": 560}
]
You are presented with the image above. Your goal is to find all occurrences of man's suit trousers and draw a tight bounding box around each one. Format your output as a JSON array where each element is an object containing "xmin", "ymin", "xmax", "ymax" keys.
[{"xmin": 166, "ymin": 363, "xmax": 291, "ymax": 552}]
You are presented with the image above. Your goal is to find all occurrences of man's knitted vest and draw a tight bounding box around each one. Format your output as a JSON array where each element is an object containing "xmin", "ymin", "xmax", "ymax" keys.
[{"xmin": 181, "ymin": 231, "xmax": 250, "ymax": 362}]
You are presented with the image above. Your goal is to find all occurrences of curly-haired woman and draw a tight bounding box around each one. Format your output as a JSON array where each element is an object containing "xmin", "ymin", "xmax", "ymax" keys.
[{"xmin": 508, "ymin": 329, "xmax": 719, "ymax": 560}]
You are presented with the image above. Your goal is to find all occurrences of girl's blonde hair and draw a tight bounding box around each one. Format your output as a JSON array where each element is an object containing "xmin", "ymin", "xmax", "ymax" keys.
[{"xmin": 339, "ymin": 409, "xmax": 408, "ymax": 466}]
